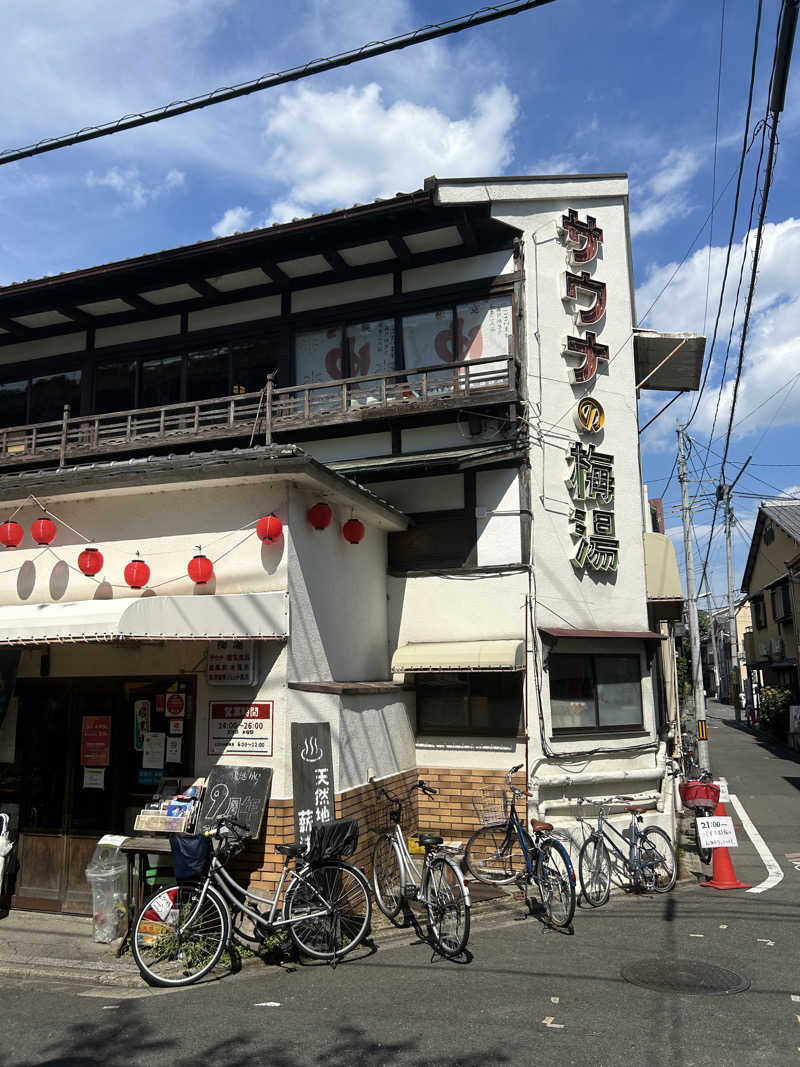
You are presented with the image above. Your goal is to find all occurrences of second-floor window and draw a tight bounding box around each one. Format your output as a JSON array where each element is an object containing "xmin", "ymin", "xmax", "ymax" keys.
[
  {"xmin": 770, "ymin": 582, "xmax": 792, "ymax": 622},
  {"xmin": 752, "ymin": 597, "xmax": 767, "ymax": 629},
  {"xmin": 549, "ymin": 653, "xmax": 643, "ymax": 734}
]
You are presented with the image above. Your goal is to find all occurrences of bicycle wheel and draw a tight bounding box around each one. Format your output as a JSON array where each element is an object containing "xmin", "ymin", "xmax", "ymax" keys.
[
  {"xmin": 284, "ymin": 862, "xmax": 371, "ymax": 961},
  {"xmin": 424, "ymin": 855, "xmax": 470, "ymax": 958},
  {"xmin": 535, "ymin": 838, "xmax": 576, "ymax": 927},
  {"xmin": 132, "ymin": 882, "xmax": 229, "ymax": 988},
  {"xmin": 464, "ymin": 822, "xmax": 521, "ymax": 884},
  {"xmin": 372, "ymin": 833, "xmax": 404, "ymax": 921},
  {"xmin": 579, "ymin": 834, "xmax": 611, "ymax": 907},
  {"xmin": 640, "ymin": 827, "xmax": 677, "ymax": 892},
  {"xmin": 696, "ymin": 809, "xmax": 712, "ymax": 865}
]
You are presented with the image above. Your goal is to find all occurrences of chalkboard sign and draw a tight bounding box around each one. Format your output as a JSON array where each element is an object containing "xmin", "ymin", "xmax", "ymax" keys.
[
  {"xmin": 196, "ymin": 764, "xmax": 273, "ymax": 838},
  {"xmin": 291, "ymin": 722, "xmax": 335, "ymax": 851}
]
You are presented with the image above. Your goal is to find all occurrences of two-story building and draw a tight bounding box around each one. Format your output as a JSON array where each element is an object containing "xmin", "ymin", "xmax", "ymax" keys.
[
  {"xmin": 0, "ymin": 174, "xmax": 701, "ymax": 913},
  {"xmin": 741, "ymin": 500, "xmax": 800, "ymax": 708}
]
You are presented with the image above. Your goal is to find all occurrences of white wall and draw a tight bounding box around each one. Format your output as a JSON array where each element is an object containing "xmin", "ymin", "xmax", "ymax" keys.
[
  {"xmin": 389, "ymin": 571, "xmax": 527, "ymax": 647},
  {"xmin": 287, "ymin": 488, "xmax": 390, "ymax": 682},
  {"xmin": 476, "ymin": 469, "xmax": 522, "ymax": 566}
]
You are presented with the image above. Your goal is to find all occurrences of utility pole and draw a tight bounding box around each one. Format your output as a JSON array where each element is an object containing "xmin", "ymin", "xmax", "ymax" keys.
[
  {"xmin": 677, "ymin": 422, "xmax": 710, "ymax": 771},
  {"xmin": 718, "ymin": 455, "xmax": 752, "ymax": 722},
  {"xmin": 704, "ymin": 588, "xmax": 721, "ymax": 700}
]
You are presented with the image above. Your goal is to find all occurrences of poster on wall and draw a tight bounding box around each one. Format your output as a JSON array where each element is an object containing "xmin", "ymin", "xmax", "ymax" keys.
[
  {"xmin": 142, "ymin": 731, "xmax": 166, "ymax": 770},
  {"xmin": 207, "ymin": 640, "xmax": 256, "ymax": 686},
  {"xmin": 133, "ymin": 699, "xmax": 150, "ymax": 751},
  {"xmin": 81, "ymin": 715, "xmax": 111, "ymax": 767},
  {"xmin": 208, "ymin": 701, "xmax": 273, "ymax": 756},
  {"xmin": 290, "ymin": 722, "xmax": 335, "ymax": 852},
  {"xmin": 295, "ymin": 327, "xmax": 344, "ymax": 386},
  {"xmin": 165, "ymin": 693, "xmax": 186, "ymax": 718}
]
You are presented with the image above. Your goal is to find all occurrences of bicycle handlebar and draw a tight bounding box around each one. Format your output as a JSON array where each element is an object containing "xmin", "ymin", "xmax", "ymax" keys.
[{"xmin": 370, "ymin": 777, "xmax": 438, "ymax": 810}]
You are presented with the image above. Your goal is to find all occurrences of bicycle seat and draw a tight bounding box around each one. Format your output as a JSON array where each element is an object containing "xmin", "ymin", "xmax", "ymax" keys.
[
  {"xmin": 625, "ymin": 807, "xmax": 647, "ymax": 815},
  {"xmin": 276, "ymin": 843, "xmax": 300, "ymax": 858},
  {"xmin": 417, "ymin": 833, "xmax": 443, "ymax": 848},
  {"xmin": 530, "ymin": 819, "xmax": 553, "ymax": 832}
]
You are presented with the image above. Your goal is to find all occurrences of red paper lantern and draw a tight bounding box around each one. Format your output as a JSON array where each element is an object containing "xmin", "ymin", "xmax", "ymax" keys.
[
  {"xmin": 78, "ymin": 547, "xmax": 104, "ymax": 577},
  {"xmin": 256, "ymin": 514, "xmax": 283, "ymax": 542},
  {"xmin": 343, "ymin": 518, "xmax": 365, "ymax": 544},
  {"xmin": 0, "ymin": 521, "xmax": 24, "ymax": 549},
  {"xmin": 124, "ymin": 558, "xmax": 151, "ymax": 589},
  {"xmin": 31, "ymin": 517, "xmax": 57, "ymax": 545},
  {"xmin": 308, "ymin": 502, "xmax": 333, "ymax": 530},
  {"xmin": 188, "ymin": 553, "xmax": 214, "ymax": 585}
]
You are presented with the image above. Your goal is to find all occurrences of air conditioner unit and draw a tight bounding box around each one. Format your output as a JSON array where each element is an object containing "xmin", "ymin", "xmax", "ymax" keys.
[{"xmin": 770, "ymin": 638, "xmax": 784, "ymax": 660}]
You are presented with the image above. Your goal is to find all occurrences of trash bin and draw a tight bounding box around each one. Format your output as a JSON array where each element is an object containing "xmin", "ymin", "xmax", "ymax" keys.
[{"xmin": 85, "ymin": 838, "xmax": 128, "ymax": 944}]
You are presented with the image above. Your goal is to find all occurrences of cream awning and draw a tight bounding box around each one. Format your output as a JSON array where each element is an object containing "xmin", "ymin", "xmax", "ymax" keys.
[
  {"xmin": 392, "ymin": 639, "xmax": 524, "ymax": 672},
  {"xmin": 0, "ymin": 591, "xmax": 288, "ymax": 644}
]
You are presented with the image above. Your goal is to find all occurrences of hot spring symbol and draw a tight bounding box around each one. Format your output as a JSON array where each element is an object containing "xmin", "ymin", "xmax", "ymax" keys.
[{"xmin": 300, "ymin": 735, "xmax": 323, "ymax": 763}]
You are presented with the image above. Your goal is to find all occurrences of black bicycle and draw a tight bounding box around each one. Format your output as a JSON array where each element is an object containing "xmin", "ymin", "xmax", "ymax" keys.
[{"xmin": 131, "ymin": 816, "xmax": 371, "ymax": 987}]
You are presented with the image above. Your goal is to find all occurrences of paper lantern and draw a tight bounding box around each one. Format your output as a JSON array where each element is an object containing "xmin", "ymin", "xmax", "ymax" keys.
[
  {"xmin": 124, "ymin": 558, "xmax": 151, "ymax": 589},
  {"xmin": 308, "ymin": 502, "xmax": 333, "ymax": 530},
  {"xmin": 188, "ymin": 553, "xmax": 214, "ymax": 585},
  {"xmin": 78, "ymin": 547, "xmax": 104, "ymax": 577},
  {"xmin": 343, "ymin": 518, "xmax": 365, "ymax": 544},
  {"xmin": 256, "ymin": 514, "xmax": 283, "ymax": 542},
  {"xmin": 31, "ymin": 517, "xmax": 57, "ymax": 545},
  {"xmin": 0, "ymin": 521, "xmax": 24, "ymax": 549}
]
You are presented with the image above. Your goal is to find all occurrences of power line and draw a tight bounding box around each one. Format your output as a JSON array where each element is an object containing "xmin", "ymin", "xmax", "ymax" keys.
[
  {"xmin": 0, "ymin": 1, "xmax": 555, "ymax": 167},
  {"xmin": 704, "ymin": 0, "xmax": 727, "ymax": 335}
]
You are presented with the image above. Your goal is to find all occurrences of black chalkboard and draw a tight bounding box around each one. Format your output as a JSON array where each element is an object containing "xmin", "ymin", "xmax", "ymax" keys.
[
  {"xmin": 196, "ymin": 764, "xmax": 273, "ymax": 837},
  {"xmin": 291, "ymin": 722, "xmax": 335, "ymax": 851}
]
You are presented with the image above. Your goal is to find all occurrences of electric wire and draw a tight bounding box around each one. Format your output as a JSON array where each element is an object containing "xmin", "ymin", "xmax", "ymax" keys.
[
  {"xmin": 704, "ymin": 0, "xmax": 727, "ymax": 335},
  {"xmin": 0, "ymin": 1, "xmax": 555, "ymax": 167}
]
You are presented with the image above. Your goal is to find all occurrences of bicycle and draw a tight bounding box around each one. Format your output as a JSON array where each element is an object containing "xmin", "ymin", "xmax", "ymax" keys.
[
  {"xmin": 131, "ymin": 816, "xmax": 371, "ymax": 987},
  {"xmin": 371, "ymin": 779, "xmax": 471, "ymax": 958},
  {"xmin": 576, "ymin": 797, "xmax": 677, "ymax": 906},
  {"xmin": 679, "ymin": 774, "xmax": 720, "ymax": 866},
  {"xmin": 463, "ymin": 764, "xmax": 576, "ymax": 928}
]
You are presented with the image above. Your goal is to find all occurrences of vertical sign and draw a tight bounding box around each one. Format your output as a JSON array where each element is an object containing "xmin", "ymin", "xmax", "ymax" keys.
[
  {"xmin": 81, "ymin": 715, "xmax": 111, "ymax": 766},
  {"xmin": 291, "ymin": 722, "xmax": 335, "ymax": 852}
]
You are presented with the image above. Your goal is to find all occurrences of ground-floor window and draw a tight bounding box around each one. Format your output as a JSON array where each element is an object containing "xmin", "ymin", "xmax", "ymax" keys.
[
  {"xmin": 548, "ymin": 653, "xmax": 643, "ymax": 734},
  {"xmin": 415, "ymin": 671, "xmax": 522, "ymax": 736}
]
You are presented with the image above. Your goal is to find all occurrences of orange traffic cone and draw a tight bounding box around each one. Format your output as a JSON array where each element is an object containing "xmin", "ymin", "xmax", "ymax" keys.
[{"xmin": 700, "ymin": 801, "xmax": 752, "ymax": 890}]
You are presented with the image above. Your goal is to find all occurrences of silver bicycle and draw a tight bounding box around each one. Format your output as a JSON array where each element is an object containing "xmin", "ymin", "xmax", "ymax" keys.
[
  {"xmin": 576, "ymin": 797, "xmax": 677, "ymax": 906},
  {"xmin": 371, "ymin": 779, "xmax": 471, "ymax": 958},
  {"xmin": 131, "ymin": 816, "xmax": 371, "ymax": 987}
]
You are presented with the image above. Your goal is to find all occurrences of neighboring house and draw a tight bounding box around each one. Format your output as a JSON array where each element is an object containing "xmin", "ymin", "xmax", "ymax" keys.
[
  {"xmin": 741, "ymin": 501, "xmax": 800, "ymax": 706},
  {"xmin": 704, "ymin": 600, "xmax": 751, "ymax": 704},
  {"xmin": 0, "ymin": 174, "xmax": 701, "ymax": 913}
]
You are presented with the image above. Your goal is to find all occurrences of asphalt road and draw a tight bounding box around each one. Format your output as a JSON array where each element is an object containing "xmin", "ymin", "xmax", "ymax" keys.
[{"xmin": 2, "ymin": 703, "xmax": 798, "ymax": 1067}]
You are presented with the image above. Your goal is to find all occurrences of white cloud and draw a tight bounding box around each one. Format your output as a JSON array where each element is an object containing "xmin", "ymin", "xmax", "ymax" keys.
[
  {"xmin": 261, "ymin": 82, "xmax": 518, "ymax": 219},
  {"xmin": 629, "ymin": 148, "xmax": 701, "ymax": 236},
  {"xmin": 637, "ymin": 217, "xmax": 800, "ymax": 444},
  {"xmin": 86, "ymin": 166, "xmax": 185, "ymax": 208},
  {"xmin": 211, "ymin": 206, "xmax": 254, "ymax": 237}
]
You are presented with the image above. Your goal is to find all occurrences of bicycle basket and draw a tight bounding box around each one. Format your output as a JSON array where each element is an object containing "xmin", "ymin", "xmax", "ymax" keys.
[
  {"xmin": 472, "ymin": 787, "xmax": 508, "ymax": 826},
  {"xmin": 305, "ymin": 819, "xmax": 359, "ymax": 864},
  {"xmin": 679, "ymin": 781, "xmax": 720, "ymax": 810},
  {"xmin": 169, "ymin": 833, "xmax": 211, "ymax": 880}
]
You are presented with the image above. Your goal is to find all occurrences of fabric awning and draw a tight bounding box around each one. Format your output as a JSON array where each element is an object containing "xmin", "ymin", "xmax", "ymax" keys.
[
  {"xmin": 392, "ymin": 639, "xmax": 524, "ymax": 672},
  {"xmin": 0, "ymin": 591, "xmax": 288, "ymax": 644},
  {"xmin": 644, "ymin": 532, "xmax": 684, "ymax": 621}
]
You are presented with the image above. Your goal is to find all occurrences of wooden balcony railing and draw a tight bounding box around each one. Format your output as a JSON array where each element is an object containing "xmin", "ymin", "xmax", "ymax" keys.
[{"xmin": 0, "ymin": 355, "xmax": 517, "ymax": 469}]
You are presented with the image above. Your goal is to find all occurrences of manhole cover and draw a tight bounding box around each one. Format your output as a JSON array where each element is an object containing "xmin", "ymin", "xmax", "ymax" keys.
[{"xmin": 621, "ymin": 958, "xmax": 750, "ymax": 996}]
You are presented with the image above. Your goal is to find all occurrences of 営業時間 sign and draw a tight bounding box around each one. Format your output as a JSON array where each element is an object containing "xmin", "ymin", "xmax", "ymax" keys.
[{"xmin": 208, "ymin": 701, "xmax": 273, "ymax": 756}]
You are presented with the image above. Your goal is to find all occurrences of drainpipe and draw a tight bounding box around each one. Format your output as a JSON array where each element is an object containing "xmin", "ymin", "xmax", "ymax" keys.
[{"xmin": 532, "ymin": 741, "xmax": 668, "ymax": 816}]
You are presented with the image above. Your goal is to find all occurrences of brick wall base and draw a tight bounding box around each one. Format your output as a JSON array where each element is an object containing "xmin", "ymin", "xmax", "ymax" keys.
[{"xmin": 234, "ymin": 767, "xmax": 520, "ymax": 895}]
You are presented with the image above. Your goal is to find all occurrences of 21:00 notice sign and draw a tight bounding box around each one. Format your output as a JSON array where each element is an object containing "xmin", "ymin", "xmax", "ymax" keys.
[{"xmin": 208, "ymin": 701, "xmax": 273, "ymax": 756}]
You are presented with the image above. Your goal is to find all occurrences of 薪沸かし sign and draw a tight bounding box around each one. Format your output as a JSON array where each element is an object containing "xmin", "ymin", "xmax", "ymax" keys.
[
  {"xmin": 291, "ymin": 722, "xmax": 335, "ymax": 852},
  {"xmin": 208, "ymin": 701, "xmax": 273, "ymax": 756},
  {"xmin": 696, "ymin": 816, "xmax": 738, "ymax": 851}
]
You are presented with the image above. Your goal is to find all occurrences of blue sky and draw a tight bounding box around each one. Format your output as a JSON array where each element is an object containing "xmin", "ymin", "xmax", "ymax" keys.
[{"xmin": 2, "ymin": 0, "xmax": 798, "ymax": 604}]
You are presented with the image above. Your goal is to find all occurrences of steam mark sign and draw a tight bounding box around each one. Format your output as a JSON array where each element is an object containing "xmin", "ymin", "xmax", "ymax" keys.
[
  {"xmin": 208, "ymin": 701, "xmax": 273, "ymax": 756},
  {"xmin": 291, "ymin": 722, "xmax": 335, "ymax": 851}
]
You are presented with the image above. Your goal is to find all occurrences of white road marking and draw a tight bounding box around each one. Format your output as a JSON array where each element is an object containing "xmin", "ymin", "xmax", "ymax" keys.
[
  {"xmin": 757, "ymin": 939, "xmax": 775, "ymax": 947},
  {"xmin": 101, "ymin": 1006, "xmax": 120, "ymax": 1011},
  {"xmin": 551, "ymin": 996, "xmax": 560, "ymax": 1004},
  {"xmin": 542, "ymin": 1017, "xmax": 564, "ymax": 1029},
  {"xmin": 689, "ymin": 933, "xmax": 704, "ymax": 938},
  {"xmin": 720, "ymin": 924, "xmax": 728, "ymax": 929},
  {"xmin": 254, "ymin": 1001, "xmax": 281, "ymax": 1007},
  {"xmin": 728, "ymin": 794, "xmax": 784, "ymax": 894},
  {"xmin": 792, "ymin": 995, "xmax": 800, "ymax": 1003}
]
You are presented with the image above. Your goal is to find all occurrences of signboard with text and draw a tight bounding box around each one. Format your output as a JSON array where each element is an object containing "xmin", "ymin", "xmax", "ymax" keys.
[
  {"xmin": 697, "ymin": 816, "xmax": 738, "ymax": 850},
  {"xmin": 291, "ymin": 722, "xmax": 335, "ymax": 852},
  {"xmin": 208, "ymin": 701, "xmax": 273, "ymax": 756},
  {"xmin": 81, "ymin": 715, "xmax": 111, "ymax": 767}
]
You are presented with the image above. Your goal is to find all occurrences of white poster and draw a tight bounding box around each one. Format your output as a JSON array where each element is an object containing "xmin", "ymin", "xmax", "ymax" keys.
[
  {"xmin": 83, "ymin": 767, "xmax": 106, "ymax": 790},
  {"xmin": 166, "ymin": 736, "xmax": 182, "ymax": 763},
  {"xmin": 142, "ymin": 731, "xmax": 166, "ymax": 770},
  {"xmin": 402, "ymin": 308, "xmax": 452, "ymax": 371},
  {"xmin": 0, "ymin": 696, "xmax": 18, "ymax": 764},
  {"xmin": 697, "ymin": 816, "xmax": 738, "ymax": 850},
  {"xmin": 346, "ymin": 319, "xmax": 395, "ymax": 378},
  {"xmin": 296, "ymin": 327, "xmax": 344, "ymax": 385}
]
